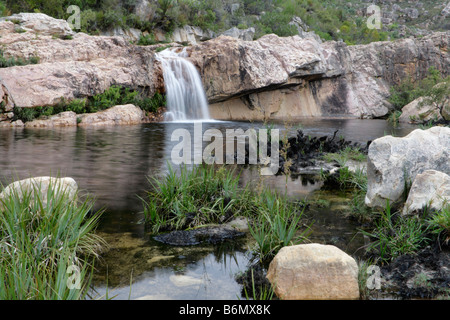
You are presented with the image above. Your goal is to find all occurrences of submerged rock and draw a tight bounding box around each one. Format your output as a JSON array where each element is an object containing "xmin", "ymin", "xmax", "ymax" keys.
[
  {"xmin": 153, "ymin": 225, "xmax": 246, "ymax": 246},
  {"xmin": 266, "ymin": 243, "xmax": 360, "ymax": 300}
]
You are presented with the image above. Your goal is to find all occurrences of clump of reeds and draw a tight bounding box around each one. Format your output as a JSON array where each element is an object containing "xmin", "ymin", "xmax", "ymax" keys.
[
  {"xmin": 141, "ymin": 163, "xmax": 311, "ymax": 262},
  {"xmin": 0, "ymin": 180, "xmax": 105, "ymax": 299}
]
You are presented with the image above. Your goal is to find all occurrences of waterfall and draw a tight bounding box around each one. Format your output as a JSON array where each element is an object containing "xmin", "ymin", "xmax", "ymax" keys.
[{"xmin": 156, "ymin": 48, "xmax": 211, "ymax": 121}]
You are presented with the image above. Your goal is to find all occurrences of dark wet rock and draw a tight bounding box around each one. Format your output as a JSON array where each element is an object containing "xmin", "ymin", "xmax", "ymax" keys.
[
  {"xmin": 153, "ymin": 225, "xmax": 245, "ymax": 246},
  {"xmin": 238, "ymin": 129, "xmax": 370, "ymax": 176},
  {"xmin": 279, "ymin": 129, "xmax": 369, "ymax": 176},
  {"xmin": 380, "ymin": 245, "xmax": 450, "ymax": 299}
]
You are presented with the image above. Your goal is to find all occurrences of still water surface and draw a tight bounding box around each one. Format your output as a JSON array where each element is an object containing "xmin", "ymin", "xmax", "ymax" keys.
[{"xmin": 0, "ymin": 118, "xmax": 417, "ymax": 299}]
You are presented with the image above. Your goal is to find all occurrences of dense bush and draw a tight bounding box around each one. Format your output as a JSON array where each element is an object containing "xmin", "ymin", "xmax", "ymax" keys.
[
  {"xmin": 388, "ymin": 67, "xmax": 449, "ymax": 111},
  {"xmin": 1, "ymin": 0, "xmax": 391, "ymax": 44},
  {"xmin": 13, "ymin": 86, "xmax": 166, "ymax": 122}
]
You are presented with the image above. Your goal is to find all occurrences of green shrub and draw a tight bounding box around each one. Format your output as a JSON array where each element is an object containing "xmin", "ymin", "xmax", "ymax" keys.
[
  {"xmin": 388, "ymin": 67, "xmax": 447, "ymax": 111},
  {"xmin": 66, "ymin": 98, "xmax": 88, "ymax": 114},
  {"xmin": 136, "ymin": 92, "xmax": 166, "ymax": 113},
  {"xmin": 0, "ymin": 1, "xmax": 8, "ymax": 16},
  {"xmin": 12, "ymin": 107, "xmax": 38, "ymax": 122},
  {"xmin": 0, "ymin": 50, "xmax": 40, "ymax": 68},
  {"xmin": 0, "ymin": 0, "xmax": 398, "ymax": 44},
  {"xmin": 137, "ymin": 34, "xmax": 158, "ymax": 46},
  {"xmin": 12, "ymin": 86, "xmax": 166, "ymax": 122},
  {"xmin": 427, "ymin": 203, "xmax": 450, "ymax": 242}
]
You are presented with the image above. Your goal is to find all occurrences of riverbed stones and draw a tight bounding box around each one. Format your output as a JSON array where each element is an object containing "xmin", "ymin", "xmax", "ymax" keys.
[
  {"xmin": 266, "ymin": 243, "xmax": 360, "ymax": 300},
  {"xmin": 365, "ymin": 127, "xmax": 450, "ymax": 209},
  {"xmin": 0, "ymin": 176, "xmax": 78, "ymax": 208},
  {"xmin": 403, "ymin": 170, "xmax": 450, "ymax": 215}
]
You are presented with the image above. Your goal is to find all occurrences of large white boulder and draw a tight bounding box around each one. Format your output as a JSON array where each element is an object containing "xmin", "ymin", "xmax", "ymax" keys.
[
  {"xmin": 365, "ymin": 127, "xmax": 450, "ymax": 209},
  {"xmin": 0, "ymin": 13, "xmax": 74, "ymax": 37},
  {"xmin": 266, "ymin": 243, "xmax": 360, "ymax": 300},
  {"xmin": 0, "ymin": 176, "xmax": 78, "ymax": 209}
]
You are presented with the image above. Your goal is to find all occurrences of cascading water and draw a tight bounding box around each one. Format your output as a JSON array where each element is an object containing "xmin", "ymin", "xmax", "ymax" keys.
[{"xmin": 156, "ymin": 48, "xmax": 211, "ymax": 121}]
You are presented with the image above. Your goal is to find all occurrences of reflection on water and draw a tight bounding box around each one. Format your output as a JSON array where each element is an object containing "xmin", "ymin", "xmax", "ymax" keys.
[
  {"xmin": 91, "ymin": 233, "xmax": 252, "ymax": 300},
  {"xmin": 0, "ymin": 118, "xmax": 417, "ymax": 299}
]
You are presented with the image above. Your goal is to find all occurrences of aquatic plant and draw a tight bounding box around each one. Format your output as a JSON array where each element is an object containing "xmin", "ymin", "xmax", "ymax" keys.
[
  {"xmin": 141, "ymin": 163, "xmax": 246, "ymax": 232},
  {"xmin": 248, "ymin": 188, "xmax": 310, "ymax": 262},
  {"xmin": 238, "ymin": 267, "xmax": 275, "ymax": 300},
  {"xmin": 426, "ymin": 203, "xmax": 450, "ymax": 245},
  {"xmin": 322, "ymin": 146, "xmax": 367, "ymax": 167},
  {"xmin": 357, "ymin": 259, "xmax": 376, "ymax": 300},
  {"xmin": 360, "ymin": 200, "xmax": 430, "ymax": 264},
  {"xmin": 0, "ymin": 180, "xmax": 105, "ymax": 299},
  {"xmin": 141, "ymin": 163, "xmax": 311, "ymax": 262}
]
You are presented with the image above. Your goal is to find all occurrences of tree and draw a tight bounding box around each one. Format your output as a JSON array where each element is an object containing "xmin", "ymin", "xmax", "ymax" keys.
[{"xmin": 420, "ymin": 78, "xmax": 450, "ymax": 121}]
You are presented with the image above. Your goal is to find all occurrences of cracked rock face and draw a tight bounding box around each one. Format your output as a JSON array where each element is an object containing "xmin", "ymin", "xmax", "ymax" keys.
[
  {"xmin": 187, "ymin": 31, "xmax": 449, "ymax": 120},
  {"xmin": 0, "ymin": 14, "xmax": 160, "ymax": 110},
  {"xmin": 365, "ymin": 127, "xmax": 450, "ymax": 209}
]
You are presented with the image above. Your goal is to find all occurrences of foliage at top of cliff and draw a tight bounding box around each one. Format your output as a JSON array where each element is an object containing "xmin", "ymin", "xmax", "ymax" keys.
[{"xmin": 1, "ymin": 0, "xmax": 449, "ymax": 44}]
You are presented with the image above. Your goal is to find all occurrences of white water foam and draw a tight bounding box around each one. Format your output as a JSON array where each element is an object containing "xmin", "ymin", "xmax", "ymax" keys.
[{"xmin": 156, "ymin": 48, "xmax": 211, "ymax": 122}]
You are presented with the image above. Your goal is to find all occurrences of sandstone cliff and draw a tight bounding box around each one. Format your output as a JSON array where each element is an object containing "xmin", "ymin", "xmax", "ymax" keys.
[
  {"xmin": 187, "ymin": 32, "xmax": 449, "ymax": 120},
  {"xmin": 0, "ymin": 13, "xmax": 448, "ymax": 123}
]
